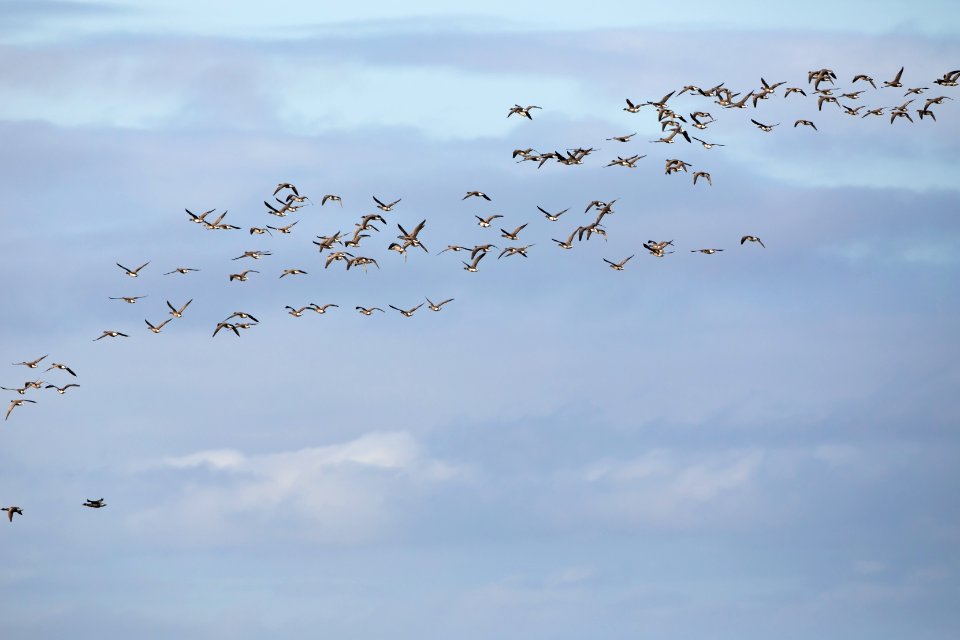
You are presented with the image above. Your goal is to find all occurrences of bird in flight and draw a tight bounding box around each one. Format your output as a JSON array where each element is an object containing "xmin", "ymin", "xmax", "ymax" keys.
[
  {"xmin": 13, "ymin": 355, "xmax": 47, "ymax": 369},
  {"xmin": 94, "ymin": 330, "xmax": 129, "ymax": 341},
  {"xmin": 116, "ymin": 261, "xmax": 149, "ymax": 277},
  {"xmin": 426, "ymin": 298, "xmax": 454, "ymax": 312},
  {"xmin": 5, "ymin": 399, "xmax": 36, "ymax": 421},
  {"xmin": 507, "ymin": 104, "xmax": 541, "ymax": 119},
  {"xmin": 741, "ymin": 235, "xmax": 766, "ymax": 248},
  {"xmin": 603, "ymin": 255, "xmax": 634, "ymax": 271},
  {"xmin": 83, "ymin": 499, "xmax": 106, "ymax": 509},
  {"xmin": 2, "ymin": 506, "xmax": 24, "ymax": 521},
  {"xmin": 463, "ymin": 191, "xmax": 492, "ymax": 201},
  {"xmin": 46, "ymin": 362, "xmax": 77, "ymax": 377}
]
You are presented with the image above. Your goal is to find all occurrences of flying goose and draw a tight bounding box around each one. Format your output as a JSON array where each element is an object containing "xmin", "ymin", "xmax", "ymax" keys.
[
  {"xmin": 267, "ymin": 221, "xmax": 299, "ymax": 235},
  {"xmin": 623, "ymin": 98, "xmax": 643, "ymax": 113},
  {"xmin": 476, "ymin": 214, "xmax": 503, "ymax": 228},
  {"xmin": 279, "ymin": 269, "xmax": 308, "ymax": 278},
  {"xmin": 309, "ymin": 303, "xmax": 338, "ymax": 314},
  {"xmin": 346, "ymin": 256, "xmax": 379, "ymax": 272},
  {"xmin": 438, "ymin": 245, "xmax": 469, "ymax": 254},
  {"xmin": 116, "ymin": 261, "xmax": 149, "ymax": 277},
  {"xmin": 355, "ymin": 306, "xmax": 384, "ymax": 316},
  {"xmin": 45, "ymin": 383, "xmax": 80, "ymax": 394},
  {"xmin": 691, "ymin": 136, "xmax": 724, "ymax": 149},
  {"xmin": 273, "ymin": 182, "xmax": 299, "ymax": 196},
  {"xmin": 794, "ymin": 119, "xmax": 818, "ymax": 130},
  {"xmin": 462, "ymin": 252, "xmax": 486, "ymax": 272},
  {"xmin": 606, "ymin": 132, "xmax": 637, "ymax": 142},
  {"xmin": 185, "ymin": 208, "xmax": 216, "ymax": 224},
  {"xmin": 285, "ymin": 306, "xmax": 312, "ymax": 317},
  {"xmin": 145, "ymin": 318, "xmax": 171, "ymax": 333},
  {"xmin": 321, "ymin": 194, "xmax": 343, "ymax": 206},
  {"xmin": 93, "ymin": 331, "xmax": 129, "ymax": 341},
  {"xmin": 538, "ymin": 206, "xmax": 568, "ymax": 221},
  {"xmin": 83, "ymin": 499, "xmax": 106, "ymax": 509},
  {"xmin": 425, "ymin": 298, "xmax": 453, "ymax": 311},
  {"xmin": 166, "ymin": 299, "xmax": 192, "ymax": 318},
  {"xmin": 552, "ymin": 227, "xmax": 581, "ymax": 249},
  {"xmin": 232, "ymin": 250, "xmax": 272, "ymax": 261},
  {"xmin": 388, "ymin": 303, "xmax": 424, "ymax": 317},
  {"xmin": 750, "ymin": 119, "xmax": 779, "ymax": 132},
  {"xmin": 463, "ymin": 191, "xmax": 491, "ymax": 201},
  {"xmin": 2, "ymin": 506, "xmax": 23, "ymax": 521},
  {"xmin": 373, "ymin": 196, "xmax": 401, "ymax": 211},
  {"xmin": 603, "ymin": 255, "xmax": 634, "ymax": 270},
  {"xmin": 225, "ymin": 312, "xmax": 259, "ymax": 323},
  {"xmin": 13, "ymin": 355, "xmax": 47, "ymax": 369},
  {"xmin": 249, "ymin": 227, "xmax": 272, "ymax": 236},
  {"xmin": 852, "ymin": 74, "xmax": 876, "ymax": 89},
  {"xmin": 163, "ymin": 267, "xmax": 199, "ymax": 275},
  {"xmin": 45, "ymin": 362, "xmax": 76, "ymax": 377},
  {"xmin": 692, "ymin": 171, "xmax": 712, "ymax": 186},
  {"xmin": 882, "ymin": 66, "xmax": 904, "ymax": 88},
  {"xmin": 741, "ymin": 235, "xmax": 765, "ymax": 248},
  {"xmin": 5, "ymin": 399, "xmax": 35, "ymax": 420},
  {"xmin": 500, "ymin": 224, "xmax": 527, "ymax": 241},
  {"xmin": 507, "ymin": 104, "xmax": 541, "ymax": 119},
  {"xmin": 109, "ymin": 295, "xmax": 147, "ymax": 304},
  {"xmin": 212, "ymin": 322, "xmax": 241, "ymax": 338},
  {"xmin": 229, "ymin": 270, "xmax": 259, "ymax": 281},
  {"xmin": 498, "ymin": 245, "xmax": 534, "ymax": 259},
  {"xmin": 691, "ymin": 248, "xmax": 723, "ymax": 254}
]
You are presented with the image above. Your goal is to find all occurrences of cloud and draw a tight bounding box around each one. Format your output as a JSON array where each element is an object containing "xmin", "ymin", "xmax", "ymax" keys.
[{"xmin": 127, "ymin": 431, "xmax": 464, "ymax": 545}]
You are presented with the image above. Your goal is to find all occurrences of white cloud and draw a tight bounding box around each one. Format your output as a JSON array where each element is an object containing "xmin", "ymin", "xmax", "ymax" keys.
[{"xmin": 128, "ymin": 431, "xmax": 464, "ymax": 544}]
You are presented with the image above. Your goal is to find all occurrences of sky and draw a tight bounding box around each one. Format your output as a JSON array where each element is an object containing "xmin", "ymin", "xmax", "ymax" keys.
[{"xmin": 1, "ymin": 2, "xmax": 959, "ymax": 638}]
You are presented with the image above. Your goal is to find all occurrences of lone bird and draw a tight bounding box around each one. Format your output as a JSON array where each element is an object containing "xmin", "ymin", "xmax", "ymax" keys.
[
  {"xmin": 83, "ymin": 499, "xmax": 106, "ymax": 509},
  {"xmin": 2, "ymin": 506, "xmax": 23, "ymax": 521},
  {"xmin": 116, "ymin": 261, "xmax": 149, "ymax": 277},
  {"xmin": 741, "ymin": 235, "xmax": 766, "ymax": 248}
]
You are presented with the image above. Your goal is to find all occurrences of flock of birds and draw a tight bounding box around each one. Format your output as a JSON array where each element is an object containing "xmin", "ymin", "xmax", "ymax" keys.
[{"xmin": 3, "ymin": 65, "xmax": 957, "ymax": 523}]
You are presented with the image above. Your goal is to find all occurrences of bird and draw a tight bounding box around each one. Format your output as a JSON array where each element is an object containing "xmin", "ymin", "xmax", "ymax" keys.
[
  {"xmin": 463, "ymin": 191, "xmax": 491, "ymax": 201},
  {"xmin": 425, "ymin": 297, "xmax": 453, "ymax": 311},
  {"xmin": 623, "ymin": 98, "xmax": 643, "ymax": 113},
  {"xmin": 750, "ymin": 119, "xmax": 779, "ymax": 132},
  {"xmin": 389, "ymin": 303, "xmax": 424, "ymax": 317},
  {"xmin": 144, "ymin": 318, "xmax": 171, "ymax": 334},
  {"xmin": 82, "ymin": 499, "xmax": 106, "ymax": 509},
  {"xmin": 882, "ymin": 66, "xmax": 905, "ymax": 88},
  {"xmin": 396, "ymin": 220, "xmax": 428, "ymax": 252},
  {"xmin": 285, "ymin": 306, "xmax": 312, "ymax": 317},
  {"xmin": 45, "ymin": 362, "xmax": 77, "ymax": 377},
  {"xmin": 279, "ymin": 269, "xmax": 308, "ymax": 278},
  {"xmin": 476, "ymin": 214, "xmax": 503, "ymax": 228},
  {"xmin": 741, "ymin": 235, "xmax": 765, "ymax": 248},
  {"xmin": 373, "ymin": 196, "xmax": 401, "ymax": 211},
  {"xmin": 225, "ymin": 311, "xmax": 259, "ymax": 323},
  {"xmin": 94, "ymin": 331, "xmax": 129, "ymax": 341},
  {"xmin": 163, "ymin": 267, "xmax": 199, "ymax": 275},
  {"xmin": 232, "ymin": 250, "xmax": 271, "ymax": 261},
  {"xmin": 5, "ymin": 399, "xmax": 35, "ymax": 421},
  {"xmin": 212, "ymin": 322, "xmax": 241, "ymax": 338},
  {"xmin": 321, "ymin": 194, "xmax": 343, "ymax": 207},
  {"xmin": 498, "ymin": 245, "xmax": 534, "ymax": 259},
  {"xmin": 552, "ymin": 227, "xmax": 581, "ymax": 250},
  {"xmin": 116, "ymin": 261, "xmax": 149, "ymax": 277},
  {"xmin": 13, "ymin": 355, "xmax": 47, "ymax": 369},
  {"xmin": 538, "ymin": 206, "xmax": 568, "ymax": 221},
  {"xmin": 229, "ymin": 270, "xmax": 259, "ymax": 282},
  {"xmin": 500, "ymin": 224, "xmax": 527, "ymax": 241},
  {"xmin": 166, "ymin": 299, "xmax": 193, "ymax": 318},
  {"xmin": 462, "ymin": 252, "xmax": 487, "ymax": 272},
  {"xmin": 852, "ymin": 74, "xmax": 876, "ymax": 89},
  {"xmin": 45, "ymin": 383, "xmax": 80, "ymax": 394},
  {"xmin": 691, "ymin": 136, "xmax": 724, "ymax": 149},
  {"xmin": 603, "ymin": 255, "xmax": 634, "ymax": 270},
  {"xmin": 794, "ymin": 119, "xmax": 818, "ymax": 130},
  {"xmin": 438, "ymin": 245, "xmax": 469, "ymax": 254},
  {"xmin": 249, "ymin": 227, "xmax": 272, "ymax": 236},
  {"xmin": 355, "ymin": 306, "xmax": 384, "ymax": 316},
  {"xmin": 1, "ymin": 506, "xmax": 23, "ymax": 521},
  {"xmin": 691, "ymin": 248, "xmax": 723, "ymax": 254},
  {"xmin": 274, "ymin": 182, "xmax": 299, "ymax": 196},
  {"xmin": 606, "ymin": 132, "xmax": 637, "ymax": 142},
  {"xmin": 507, "ymin": 104, "xmax": 541, "ymax": 119},
  {"xmin": 692, "ymin": 171, "xmax": 712, "ymax": 186},
  {"xmin": 346, "ymin": 256, "xmax": 379, "ymax": 272},
  {"xmin": 185, "ymin": 208, "xmax": 216, "ymax": 224},
  {"xmin": 267, "ymin": 221, "xmax": 298, "ymax": 234},
  {"xmin": 308, "ymin": 303, "xmax": 339, "ymax": 314},
  {"xmin": 109, "ymin": 295, "xmax": 147, "ymax": 304}
]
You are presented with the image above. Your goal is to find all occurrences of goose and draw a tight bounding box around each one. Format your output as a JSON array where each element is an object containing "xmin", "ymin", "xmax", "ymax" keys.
[
  {"xmin": 346, "ymin": 256, "xmax": 379, "ymax": 272},
  {"xmin": 783, "ymin": 87, "xmax": 807, "ymax": 97},
  {"xmin": 498, "ymin": 245, "xmax": 534, "ymax": 259},
  {"xmin": 116, "ymin": 261, "xmax": 149, "ymax": 277},
  {"xmin": 94, "ymin": 331, "xmax": 129, "ymax": 341},
  {"xmin": 279, "ymin": 268, "xmax": 308, "ymax": 278},
  {"xmin": 232, "ymin": 250, "xmax": 271, "ymax": 261},
  {"xmin": 691, "ymin": 136, "xmax": 724, "ymax": 149},
  {"xmin": 426, "ymin": 298, "xmax": 454, "ymax": 311},
  {"xmin": 45, "ymin": 362, "xmax": 76, "ymax": 377},
  {"xmin": 388, "ymin": 303, "xmax": 424, "ymax": 317},
  {"xmin": 750, "ymin": 119, "xmax": 779, "ymax": 132},
  {"xmin": 606, "ymin": 132, "xmax": 637, "ymax": 142},
  {"xmin": 5, "ymin": 399, "xmax": 36, "ymax": 420},
  {"xmin": 470, "ymin": 244, "xmax": 497, "ymax": 259},
  {"xmin": 463, "ymin": 191, "xmax": 491, "ymax": 201},
  {"xmin": 623, "ymin": 98, "xmax": 643, "ymax": 113},
  {"xmin": 185, "ymin": 208, "xmax": 216, "ymax": 224},
  {"xmin": 438, "ymin": 245, "xmax": 470, "ymax": 254},
  {"xmin": 109, "ymin": 295, "xmax": 147, "ymax": 304},
  {"xmin": 552, "ymin": 227, "xmax": 581, "ymax": 249},
  {"xmin": 691, "ymin": 248, "xmax": 723, "ymax": 254},
  {"xmin": 13, "ymin": 355, "xmax": 47, "ymax": 369},
  {"xmin": 373, "ymin": 196, "xmax": 401, "ymax": 211},
  {"xmin": 396, "ymin": 220, "xmax": 428, "ymax": 251},
  {"xmin": 882, "ymin": 66, "xmax": 904, "ymax": 88},
  {"xmin": 249, "ymin": 227, "xmax": 272, "ymax": 236},
  {"xmin": 0, "ymin": 384, "xmax": 31, "ymax": 395},
  {"xmin": 462, "ymin": 252, "xmax": 486, "ymax": 272},
  {"xmin": 166, "ymin": 299, "xmax": 192, "ymax": 318},
  {"xmin": 741, "ymin": 235, "xmax": 765, "ymax": 248},
  {"xmin": 285, "ymin": 306, "xmax": 311, "ymax": 317},
  {"xmin": 817, "ymin": 95, "xmax": 839, "ymax": 111},
  {"xmin": 1, "ymin": 506, "xmax": 23, "ymax": 521},
  {"xmin": 852, "ymin": 74, "xmax": 876, "ymax": 89},
  {"xmin": 45, "ymin": 383, "xmax": 80, "ymax": 394},
  {"xmin": 692, "ymin": 171, "xmax": 712, "ymax": 186},
  {"xmin": 83, "ymin": 499, "xmax": 106, "ymax": 509},
  {"xmin": 324, "ymin": 252, "xmax": 353, "ymax": 268},
  {"xmin": 934, "ymin": 70, "xmax": 960, "ymax": 87},
  {"xmin": 212, "ymin": 322, "xmax": 241, "ymax": 338},
  {"xmin": 355, "ymin": 306, "xmax": 384, "ymax": 316},
  {"xmin": 144, "ymin": 318, "xmax": 171, "ymax": 333},
  {"xmin": 387, "ymin": 241, "xmax": 412, "ymax": 261},
  {"xmin": 840, "ymin": 90, "xmax": 865, "ymax": 100},
  {"xmin": 507, "ymin": 104, "xmax": 541, "ymax": 119},
  {"xmin": 538, "ymin": 206, "xmax": 568, "ymax": 221},
  {"xmin": 603, "ymin": 255, "xmax": 633, "ymax": 270},
  {"xmin": 163, "ymin": 267, "xmax": 199, "ymax": 275},
  {"xmin": 794, "ymin": 119, "xmax": 818, "ymax": 130},
  {"xmin": 273, "ymin": 182, "xmax": 299, "ymax": 196},
  {"xmin": 263, "ymin": 200, "xmax": 292, "ymax": 217},
  {"xmin": 225, "ymin": 312, "xmax": 259, "ymax": 323},
  {"xmin": 476, "ymin": 214, "xmax": 503, "ymax": 228},
  {"xmin": 309, "ymin": 303, "xmax": 339, "ymax": 314},
  {"xmin": 321, "ymin": 194, "xmax": 343, "ymax": 206},
  {"xmin": 229, "ymin": 270, "xmax": 259, "ymax": 281},
  {"xmin": 606, "ymin": 155, "xmax": 645, "ymax": 168},
  {"xmin": 500, "ymin": 224, "xmax": 527, "ymax": 241}
]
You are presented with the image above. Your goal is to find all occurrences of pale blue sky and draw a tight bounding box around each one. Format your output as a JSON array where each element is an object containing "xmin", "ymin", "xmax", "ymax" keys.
[{"xmin": 1, "ymin": 2, "xmax": 959, "ymax": 638}]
